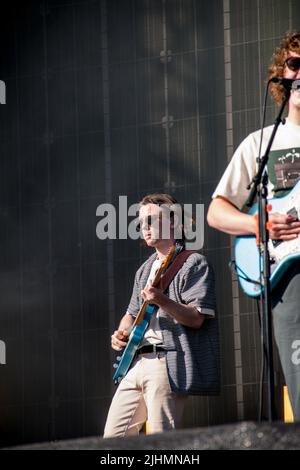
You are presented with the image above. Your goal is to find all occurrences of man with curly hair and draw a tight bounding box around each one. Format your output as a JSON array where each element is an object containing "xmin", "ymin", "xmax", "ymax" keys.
[{"xmin": 207, "ymin": 31, "xmax": 300, "ymax": 421}]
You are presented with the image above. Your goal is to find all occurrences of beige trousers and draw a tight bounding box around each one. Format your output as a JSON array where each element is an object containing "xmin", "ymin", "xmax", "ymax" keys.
[{"xmin": 103, "ymin": 352, "xmax": 187, "ymax": 437}]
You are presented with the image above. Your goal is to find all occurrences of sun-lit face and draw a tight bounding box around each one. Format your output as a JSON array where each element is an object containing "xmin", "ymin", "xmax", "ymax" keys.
[
  {"xmin": 138, "ymin": 203, "xmax": 174, "ymax": 248},
  {"xmin": 139, "ymin": 204, "xmax": 163, "ymax": 247},
  {"xmin": 284, "ymin": 52, "xmax": 300, "ymax": 109}
]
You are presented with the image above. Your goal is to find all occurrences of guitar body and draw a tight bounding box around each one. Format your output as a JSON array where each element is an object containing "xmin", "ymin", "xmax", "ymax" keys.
[
  {"xmin": 113, "ymin": 304, "xmax": 157, "ymax": 384},
  {"xmin": 235, "ymin": 180, "xmax": 300, "ymax": 298}
]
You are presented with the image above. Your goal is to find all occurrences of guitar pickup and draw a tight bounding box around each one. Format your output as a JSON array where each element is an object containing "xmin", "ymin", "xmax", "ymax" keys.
[
  {"xmin": 271, "ymin": 206, "xmax": 299, "ymax": 248},
  {"xmin": 287, "ymin": 207, "xmax": 299, "ymax": 220}
]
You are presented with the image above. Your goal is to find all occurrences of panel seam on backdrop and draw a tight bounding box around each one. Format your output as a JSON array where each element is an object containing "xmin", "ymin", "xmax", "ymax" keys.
[
  {"xmin": 41, "ymin": 0, "xmax": 56, "ymax": 441},
  {"xmin": 162, "ymin": 0, "xmax": 171, "ymax": 191},
  {"xmin": 72, "ymin": 3, "xmax": 86, "ymax": 434},
  {"xmin": 101, "ymin": 0, "xmax": 116, "ymax": 396},
  {"xmin": 223, "ymin": 0, "xmax": 245, "ymax": 421}
]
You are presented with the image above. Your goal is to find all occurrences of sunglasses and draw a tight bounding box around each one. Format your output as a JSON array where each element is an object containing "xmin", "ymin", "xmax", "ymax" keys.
[
  {"xmin": 284, "ymin": 56, "xmax": 300, "ymax": 72},
  {"xmin": 137, "ymin": 215, "xmax": 161, "ymax": 231}
]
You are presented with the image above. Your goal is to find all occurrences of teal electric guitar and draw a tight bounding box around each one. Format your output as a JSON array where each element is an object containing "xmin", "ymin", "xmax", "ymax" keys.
[
  {"xmin": 235, "ymin": 179, "xmax": 300, "ymax": 297},
  {"xmin": 113, "ymin": 244, "xmax": 177, "ymax": 384}
]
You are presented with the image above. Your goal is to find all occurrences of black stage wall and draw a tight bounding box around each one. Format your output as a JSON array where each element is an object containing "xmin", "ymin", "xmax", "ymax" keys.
[{"xmin": 0, "ymin": 0, "xmax": 299, "ymax": 447}]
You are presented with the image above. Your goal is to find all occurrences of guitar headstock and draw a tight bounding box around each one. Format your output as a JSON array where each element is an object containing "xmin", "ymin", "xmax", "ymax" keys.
[
  {"xmin": 162, "ymin": 241, "xmax": 183, "ymax": 267},
  {"xmin": 160, "ymin": 244, "xmax": 176, "ymax": 269},
  {"xmin": 153, "ymin": 243, "xmax": 180, "ymax": 284}
]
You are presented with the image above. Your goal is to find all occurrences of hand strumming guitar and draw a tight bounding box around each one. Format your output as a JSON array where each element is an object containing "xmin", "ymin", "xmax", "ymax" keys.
[
  {"xmin": 110, "ymin": 313, "xmax": 134, "ymax": 351},
  {"xmin": 111, "ymin": 329, "xmax": 129, "ymax": 351}
]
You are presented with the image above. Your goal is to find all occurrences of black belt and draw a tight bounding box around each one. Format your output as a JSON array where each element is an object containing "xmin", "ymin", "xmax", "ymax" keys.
[{"xmin": 137, "ymin": 345, "xmax": 166, "ymax": 355}]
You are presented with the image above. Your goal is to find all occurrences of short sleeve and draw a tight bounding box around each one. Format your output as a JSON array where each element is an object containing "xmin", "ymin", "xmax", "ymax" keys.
[
  {"xmin": 212, "ymin": 133, "xmax": 257, "ymax": 210},
  {"xmin": 126, "ymin": 273, "xmax": 140, "ymax": 318},
  {"xmin": 196, "ymin": 306, "xmax": 215, "ymax": 317},
  {"xmin": 180, "ymin": 255, "xmax": 216, "ymax": 311},
  {"xmin": 125, "ymin": 254, "xmax": 157, "ymax": 318}
]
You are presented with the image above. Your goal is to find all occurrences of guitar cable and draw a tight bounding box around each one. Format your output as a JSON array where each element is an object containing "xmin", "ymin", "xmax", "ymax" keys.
[{"xmin": 229, "ymin": 260, "xmax": 262, "ymax": 286}]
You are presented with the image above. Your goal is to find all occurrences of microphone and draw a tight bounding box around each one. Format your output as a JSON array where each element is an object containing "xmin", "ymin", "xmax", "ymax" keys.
[{"xmin": 270, "ymin": 77, "xmax": 300, "ymax": 90}]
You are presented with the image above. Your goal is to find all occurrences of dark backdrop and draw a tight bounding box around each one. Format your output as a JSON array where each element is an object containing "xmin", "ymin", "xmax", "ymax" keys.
[{"xmin": 0, "ymin": 0, "xmax": 299, "ymax": 446}]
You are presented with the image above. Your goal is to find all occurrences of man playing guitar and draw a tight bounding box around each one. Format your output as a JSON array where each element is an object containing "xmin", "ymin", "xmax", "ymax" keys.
[
  {"xmin": 207, "ymin": 32, "xmax": 300, "ymax": 421},
  {"xmin": 104, "ymin": 193, "xmax": 219, "ymax": 437}
]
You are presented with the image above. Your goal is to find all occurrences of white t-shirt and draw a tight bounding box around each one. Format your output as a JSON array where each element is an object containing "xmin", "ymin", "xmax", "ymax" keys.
[
  {"xmin": 141, "ymin": 258, "xmax": 164, "ymax": 346},
  {"xmin": 212, "ymin": 118, "xmax": 300, "ymax": 209}
]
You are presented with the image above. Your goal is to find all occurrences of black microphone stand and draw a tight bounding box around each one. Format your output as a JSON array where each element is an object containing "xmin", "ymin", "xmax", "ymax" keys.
[{"xmin": 246, "ymin": 86, "xmax": 291, "ymax": 422}]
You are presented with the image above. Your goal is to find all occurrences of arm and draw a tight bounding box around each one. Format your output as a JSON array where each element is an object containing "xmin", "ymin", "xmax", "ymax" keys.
[
  {"xmin": 207, "ymin": 196, "xmax": 300, "ymax": 240},
  {"xmin": 207, "ymin": 196, "xmax": 256, "ymax": 235},
  {"xmin": 141, "ymin": 286, "xmax": 205, "ymax": 329}
]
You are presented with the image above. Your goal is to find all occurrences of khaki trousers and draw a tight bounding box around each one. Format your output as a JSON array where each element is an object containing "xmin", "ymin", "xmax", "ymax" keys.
[{"xmin": 104, "ymin": 352, "xmax": 187, "ymax": 437}]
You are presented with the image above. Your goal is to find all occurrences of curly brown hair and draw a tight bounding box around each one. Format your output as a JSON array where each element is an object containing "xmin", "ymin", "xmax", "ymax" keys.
[{"xmin": 268, "ymin": 31, "xmax": 300, "ymax": 105}]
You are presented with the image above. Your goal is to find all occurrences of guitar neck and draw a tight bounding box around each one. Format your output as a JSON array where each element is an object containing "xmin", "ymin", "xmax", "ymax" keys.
[
  {"xmin": 132, "ymin": 246, "xmax": 176, "ymax": 328},
  {"xmin": 132, "ymin": 301, "xmax": 149, "ymax": 328},
  {"xmin": 132, "ymin": 268, "xmax": 164, "ymax": 328}
]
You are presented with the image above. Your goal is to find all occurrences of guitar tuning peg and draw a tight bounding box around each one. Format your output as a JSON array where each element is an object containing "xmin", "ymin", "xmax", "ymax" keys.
[
  {"xmin": 113, "ymin": 363, "xmax": 118, "ymax": 369},
  {"xmin": 116, "ymin": 356, "xmax": 121, "ymax": 361}
]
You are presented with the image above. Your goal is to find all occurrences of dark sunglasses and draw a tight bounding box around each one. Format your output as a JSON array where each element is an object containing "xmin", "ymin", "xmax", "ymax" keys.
[
  {"xmin": 284, "ymin": 57, "xmax": 300, "ymax": 72},
  {"xmin": 137, "ymin": 215, "xmax": 161, "ymax": 231}
]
